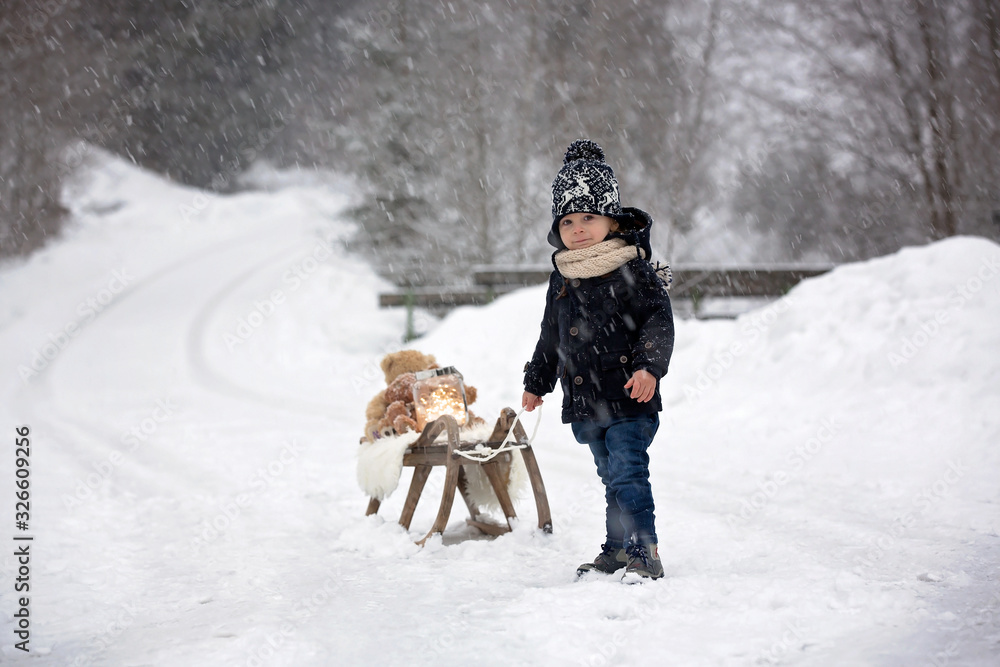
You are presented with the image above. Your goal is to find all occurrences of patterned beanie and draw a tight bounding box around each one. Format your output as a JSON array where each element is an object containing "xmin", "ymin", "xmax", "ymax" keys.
[{"xmin": 550, "ymin": 139, "xmax": 622, "ymax": 222}]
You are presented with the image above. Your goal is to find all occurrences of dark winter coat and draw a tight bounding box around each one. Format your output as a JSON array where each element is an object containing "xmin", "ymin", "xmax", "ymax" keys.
[{"xmin": 524, "ymin": 209, "xmax": 675, "ymax": 423}]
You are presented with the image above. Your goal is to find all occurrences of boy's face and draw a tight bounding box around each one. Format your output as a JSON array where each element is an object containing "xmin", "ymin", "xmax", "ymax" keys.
[{"xmin": 558, "ymin": 212, "xmax": 618, "ymax": 250}]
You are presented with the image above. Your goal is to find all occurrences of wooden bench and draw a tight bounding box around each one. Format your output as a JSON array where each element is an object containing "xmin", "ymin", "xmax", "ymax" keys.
[
  {"xmin": 378, "ymin": 264, "xmax": 835, "ymax": 310},
  {"xmin": 470, "ymin": 264, "xmax": 834, "ymax": 297},
  {"xmin": 365, "ymin": 408, "xmax": 553, "ymax": 545}
]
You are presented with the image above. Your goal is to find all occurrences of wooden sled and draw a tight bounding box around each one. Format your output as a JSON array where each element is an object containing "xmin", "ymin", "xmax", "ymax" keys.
[{"xmin": 365, "ymin": 407, "xmax": 553, "ymax": 545}]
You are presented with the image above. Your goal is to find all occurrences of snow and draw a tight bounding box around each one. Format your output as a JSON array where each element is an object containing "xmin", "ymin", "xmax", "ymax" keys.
[{"xmin": 1, "ymin": 151, "xmax": 999, "ymax": 666}]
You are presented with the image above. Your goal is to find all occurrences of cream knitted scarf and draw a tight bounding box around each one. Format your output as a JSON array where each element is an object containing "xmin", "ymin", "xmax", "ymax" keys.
[{"xmin": 554, "ymin": 238, "xmax": 644, "ymax": 279}]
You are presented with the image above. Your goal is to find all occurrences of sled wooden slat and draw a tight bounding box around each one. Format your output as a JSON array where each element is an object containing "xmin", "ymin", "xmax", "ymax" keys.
[
  {"xmin": 482, "ymin": 460, "xmax": 518, "ymax": 523},
  {"xmin": 466, "ymin": 518, "xmax": 512, "ymax": 537},
  {"xmin": 401, "ymin": 449, "xmax": 447, "ymax": 467},
  {"xmin": 425, "ymin": 458, "xmax": 462, "ymax": 542},
  {"xmin": 365, "ymin": 408, "xmax": 553, "ymax": 545},
  {"xmin": 518, "ymin": 441, "xmax": 553, "ymax": 534},
  {"xmin": 457, "ymin": 467, "xmax": 479, "ymax": 519},
  {"xmin": 399, "ymin": 464, "xmax": 432, "ymax": 531}
]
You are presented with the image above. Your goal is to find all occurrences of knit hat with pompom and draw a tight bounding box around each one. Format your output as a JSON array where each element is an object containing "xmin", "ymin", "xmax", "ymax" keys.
[
  {"xmin": 546, "ymin": 140, "xmax": 655, "ymax": 257},
  {"xmin": 550, "ymin": 139, "xmax": 622, "ymax": 222}
]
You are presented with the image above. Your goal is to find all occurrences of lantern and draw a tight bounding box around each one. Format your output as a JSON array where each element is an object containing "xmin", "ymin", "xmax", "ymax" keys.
[{"xmin": 412, "ymin": 366, "xmax": 468, "ymax": 431}]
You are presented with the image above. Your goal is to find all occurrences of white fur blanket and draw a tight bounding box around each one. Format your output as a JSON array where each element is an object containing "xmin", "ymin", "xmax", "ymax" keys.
[{"xmin": 356, "ymin": 422, "xmax": 527, "ymax": 513}]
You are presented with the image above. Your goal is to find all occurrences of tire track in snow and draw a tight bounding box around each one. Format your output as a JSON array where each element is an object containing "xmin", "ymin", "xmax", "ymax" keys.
[
  {"xmin": 181, "ymin": 242, "xmax": 346, "ymax": 417},
  {"xmin": 12, "ymin": 231, "xmax": 302, "ymax": 497}
]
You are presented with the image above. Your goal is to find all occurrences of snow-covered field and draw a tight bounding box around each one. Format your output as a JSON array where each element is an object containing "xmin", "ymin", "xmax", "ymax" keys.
[{"xmin": 1, "ymin": 153, "xmax": 998, "ymax": 666}]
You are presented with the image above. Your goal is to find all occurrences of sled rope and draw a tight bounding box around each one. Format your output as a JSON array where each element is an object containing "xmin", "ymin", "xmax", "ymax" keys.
[{"xmin": 452, "ymin": 406, "xmax": 542, "ymax": 463}]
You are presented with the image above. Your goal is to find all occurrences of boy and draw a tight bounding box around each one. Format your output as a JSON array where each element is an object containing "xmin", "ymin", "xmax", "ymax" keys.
[{"xmin": 522, "ymin": 140, "xmax": 674, "ymax": 581}]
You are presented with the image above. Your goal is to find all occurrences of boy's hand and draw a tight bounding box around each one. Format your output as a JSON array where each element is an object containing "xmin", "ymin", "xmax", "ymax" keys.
[
  {"xmin": 522, "ymin": 391, "xmax": 544, "ymax": 412},
  {"xmin": 624, "ymin": 369, "xmax": 657, "ymax": 403}
]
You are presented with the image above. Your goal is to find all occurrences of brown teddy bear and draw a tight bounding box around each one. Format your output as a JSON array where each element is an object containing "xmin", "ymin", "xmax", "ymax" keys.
[
  {"xmin": 360, "ymin": 350, "xmax": 483, "ymax": 443},
  {"xmin": 381, "ymin": 350, "xmax": 439, "ymax": 386},
  {"xmin": 384, "ymin": 371, "xmax": 419, "ymax": 404},
  {"xmin": 364, "ymin": 392, "xmax": 390, "ymax": 435},
  {"xmin": 361, "ymin": 350, "xmax": 438, "ymax": 443},
  {"xmin": 383, "ymin": 400, "xmax": 418, "ymax": 436}
]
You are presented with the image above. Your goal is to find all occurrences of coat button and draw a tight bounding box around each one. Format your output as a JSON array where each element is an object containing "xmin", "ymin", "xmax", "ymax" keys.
[
  {"xmin": 569, "ymin": 327, "xmax": 579, "ymax": 336},
  {"xmin": 645, "ymin": 341, "xmax": 654, "ymax": 349},
  {"xmin": 573, "ymin": 376, "xmax": 583, "ymax": 385},
  {"xmin": 620, "ymin": 355, "xmax": 628, "ymax": 364},
  {"xmin": 570, "ymin": 279, "xmax": 581, "ymax": 287}
]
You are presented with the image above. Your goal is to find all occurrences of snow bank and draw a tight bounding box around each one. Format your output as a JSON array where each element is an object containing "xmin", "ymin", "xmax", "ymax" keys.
[{"xmin": 663, "ymin": 236, "xmax": 1000, "ymax": 528}]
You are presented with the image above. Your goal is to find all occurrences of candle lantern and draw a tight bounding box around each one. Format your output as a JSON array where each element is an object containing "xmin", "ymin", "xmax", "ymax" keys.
[{"xmin": 412, "ymin": 366, "xmax": 468, "ymax": 431}]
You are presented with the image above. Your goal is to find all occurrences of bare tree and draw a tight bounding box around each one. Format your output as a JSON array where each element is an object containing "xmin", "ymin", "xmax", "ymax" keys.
[{"xmin": 733, "ymin": 0, "xmax": 1000, "ymax": 254}]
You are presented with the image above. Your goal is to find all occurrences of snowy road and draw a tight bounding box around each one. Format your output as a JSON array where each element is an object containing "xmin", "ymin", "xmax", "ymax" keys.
[{"xmin": 1, "ymin": 155, "xmax": 999, "ymax": 666}]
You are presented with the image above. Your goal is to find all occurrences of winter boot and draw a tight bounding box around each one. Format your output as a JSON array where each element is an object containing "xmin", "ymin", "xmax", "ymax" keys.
[
  {"xmin": 576, "ymin": 543, "xmax": 628, "ymax": 576},
  {"xmin": 622, "ymin": 543, "xmax": 664, "ymax": 581}
]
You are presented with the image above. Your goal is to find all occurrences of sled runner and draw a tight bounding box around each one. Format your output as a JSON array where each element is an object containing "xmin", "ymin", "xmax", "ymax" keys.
[{"xmin": 365, "ymin": 407, "xmax": 553, "ymax": 545}]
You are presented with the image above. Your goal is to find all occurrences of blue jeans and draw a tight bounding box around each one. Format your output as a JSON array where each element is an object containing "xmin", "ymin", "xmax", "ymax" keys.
[{"xmin": 572, "ymin": 414, "xmax": 659, "ymax": 548}]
